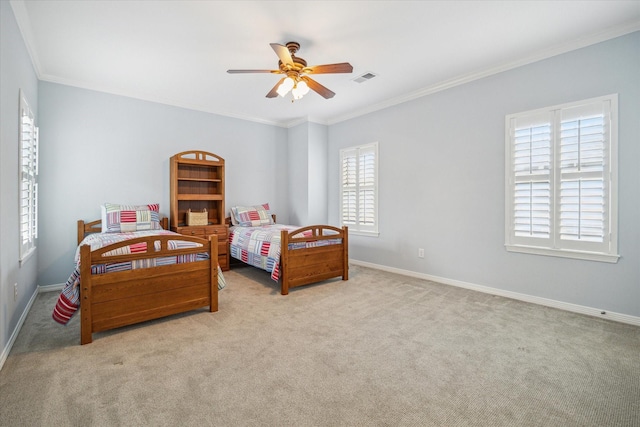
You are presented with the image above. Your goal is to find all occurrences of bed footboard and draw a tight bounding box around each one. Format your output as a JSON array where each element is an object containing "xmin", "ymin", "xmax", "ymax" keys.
[
  {"xmin": 279, "ymin": 225, "xmax": 348, "ymax": 295},
  {"xmin": 79, "ymin": 233, "xmax": 218, "ymax": 344}
]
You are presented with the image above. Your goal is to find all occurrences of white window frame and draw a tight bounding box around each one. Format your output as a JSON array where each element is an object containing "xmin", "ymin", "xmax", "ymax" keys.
[
  {"xmin": 505, "ymin": 94, "xmax": 618, "ymax": 263},
  {"xmin": 19, "ymin": 90, "xmax": 38, "ymax": 263},
  {"xmin": 340, "ymin": 142, "xmax": 379, "ymax": 236}
]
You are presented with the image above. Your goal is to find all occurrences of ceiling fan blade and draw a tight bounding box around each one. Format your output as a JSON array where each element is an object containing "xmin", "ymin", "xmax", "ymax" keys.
[
  {"xmin": 270, "ymin": 43, "xmax": 293, "ymax": 66},
  {"xmin": 266, "ymin": 78, "xmax": 286, "ymax": 98},
  {"xmin": 301, "ymin": 76, "xmax": 335, "ymax": 99},
  {"xmin": 227, "ymin": 69, "xmax": 280, "ymax": 74},
  {"xmin": 305, "ymin": 62, "xmax": 353, "ymax": 74}
]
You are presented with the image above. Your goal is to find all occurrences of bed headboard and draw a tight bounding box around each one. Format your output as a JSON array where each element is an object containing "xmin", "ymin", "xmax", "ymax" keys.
[{"xmin": 77, "ymin": 217, "xmax": 169, "ymax": 245}]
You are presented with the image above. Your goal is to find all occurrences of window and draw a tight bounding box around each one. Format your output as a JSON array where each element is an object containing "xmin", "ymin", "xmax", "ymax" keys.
[
  {"xmin": 19, "ymin": 90, "xmax": 38, "ymax": 262},
  {"xmin": 505, "ymin": 94, "xmax": 618, "ymax": 263},
  {"xmin": 340, "ymin": 142, "xmax": 378, "ymax": 236}
]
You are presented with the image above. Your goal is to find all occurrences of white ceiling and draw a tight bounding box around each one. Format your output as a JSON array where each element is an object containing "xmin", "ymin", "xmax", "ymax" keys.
[{"xmin": 10, "ymin": 0, "xmax": 640, "ymax": 127}]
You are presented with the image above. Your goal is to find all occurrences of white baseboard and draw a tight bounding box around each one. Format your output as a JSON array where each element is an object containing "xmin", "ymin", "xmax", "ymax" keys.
[
  {"xmin": 0, "ymin": 286, "xmax": 41, "ymax": 372},
  {"xmin": 350, "ymin": 260, "xmax": 640, "ymax": 327},
  {"xmin": 0, "ymin": 283, "xmax": 65, "ymax": 372}
]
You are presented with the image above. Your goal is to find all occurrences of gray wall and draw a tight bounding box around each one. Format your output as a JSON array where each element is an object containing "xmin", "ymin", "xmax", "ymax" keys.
[
  {"xmin": 308, "ymin": 122, "xmax": 328, "ymax": 225},
  {"xmin": 328, "ymin": 32, "xmax": 640, "ymax": 317},
  {"xmin": 287, "ymin": 123, "xmax": 309, "ymax": 225},
  {"xmin": 0, "ymin": 1, "xmax": 40, "ymax": 356},
  {"xmin": 287, "ymin": 121, "xmax": 329, "ymax": 226},
  {"xmin": 37, "ymin": 82, "xmax": 289, "ymax": 287}
]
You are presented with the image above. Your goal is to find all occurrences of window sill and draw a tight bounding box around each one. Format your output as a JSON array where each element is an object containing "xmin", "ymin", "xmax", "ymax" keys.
[
  {"xmin": 349, "ymin": 230, "xmax": 379, "ymax": 238},
  {"xmin": 19, "ymin": 247, "xmax": 36, "ymax": 266},
  {"xmin": 505, "ymin": 244, "xmax": 619, "ymax": 263}
]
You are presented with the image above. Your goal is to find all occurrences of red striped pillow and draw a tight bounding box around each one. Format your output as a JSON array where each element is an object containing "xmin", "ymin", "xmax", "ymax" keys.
[{"xmin": 101, "ymin": 203, "xmax": 162, "ymax": 233}]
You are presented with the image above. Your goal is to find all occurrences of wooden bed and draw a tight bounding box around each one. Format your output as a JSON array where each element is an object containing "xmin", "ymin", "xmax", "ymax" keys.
[
  {"xmin": 75, "ymin": 218, "xmax": 219, "ymax": 344},
  {"xmin": 228, "ymin": 217, "xmax": 348, "ymax": 295},
  {"xmin": 279, "ymin": 225, "xmax": 349, "ymax": 295}
]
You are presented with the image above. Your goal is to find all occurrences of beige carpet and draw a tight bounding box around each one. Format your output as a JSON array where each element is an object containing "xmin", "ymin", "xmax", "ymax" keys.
[{"xmin": 1, "ymin": 264, "xmax": 639, "ymax": 426}]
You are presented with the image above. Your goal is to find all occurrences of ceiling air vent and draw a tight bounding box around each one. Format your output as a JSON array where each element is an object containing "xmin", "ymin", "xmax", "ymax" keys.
[{"xmin": 353, "ymin": 72, "xmax": 377, "ymax": 84}]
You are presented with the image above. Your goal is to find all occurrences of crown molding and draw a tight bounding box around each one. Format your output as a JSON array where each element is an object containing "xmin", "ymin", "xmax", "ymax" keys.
[
  {"xmin": 11, "ymin": 0, "xmax": 639, "ymax": 129},
  {"xmin": 39, "ymin": 72, "xmax": 292, "ymax": 127},
  {"xmin": 328, "ymin": 21, "xmax": 640, "ymax": 125},
  {"xmin": 9, "ymin": 0, "xmax": 43, "ymax": 77}
]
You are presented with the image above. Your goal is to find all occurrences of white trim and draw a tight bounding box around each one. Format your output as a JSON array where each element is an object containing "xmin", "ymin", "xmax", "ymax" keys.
[
  {"xmin": 18, "ymin": 247, "xmax": 35, "ymax": 266},
  {"xmin": 339, "ymin": 142, "xmax": 379, "ymax": 235},
  {"xmin": 349, "ymin": 259, "xmax": 640, "ymax": 327},
  {"xmin": 11, "ymin": 0, "xmax": 638, "ymax": 128},
  {"xmin": 0, "ymin": 286, "xmax": 39, "ymax": 372},
  {"xmin": 18, "ymin": 90, "xmax": 39, "ymax": 261},
  {"xmin": 350, "ymin": 230, "xmax": 380, "ymax": 238},
  {"xmin": 328, "ymin": 22, "xmax": 640, "ymax": 126},
  {"xmin": 9, "ymin": 1, "xmax": 43, "ymax": 76},
  {"xmin": 38, "ymin": 21, "xmax": 640, "ymax": 128},
  {"xmin": 504, "ymin": 94, "xmax": 619, "ymax": 262},
  {"xmin": 39, "ymin": 73, "xmax": 291, "ymax": 128},
  {"xmin": 505, "ymin": 244, "xmax": 620, "ymax": 263}
]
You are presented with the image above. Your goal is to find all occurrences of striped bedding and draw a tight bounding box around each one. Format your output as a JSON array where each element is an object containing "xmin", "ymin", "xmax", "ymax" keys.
[
  {"xmin": 52, "ymin": 230, "xmax": 226, "ymax": 325},
  {"xmin": 229, "ymin": 224, "xmax": 341, "ymax": 282}
]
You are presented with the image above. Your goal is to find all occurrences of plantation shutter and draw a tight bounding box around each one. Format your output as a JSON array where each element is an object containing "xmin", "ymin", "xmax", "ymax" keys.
[
  {"xmin": 558, "ymin": 101, "xmax": 610, "ymax": 250},
  {"xmin": 19, "ymin": 90, "xmax": 39, "ymax": 260},
  {"xmin": 341, "ymin": 149, "xmax": 357, "ymax": 225},
  {"xmin": 358, "ymin": 145, "xmax": 376, "ymax": 228},
  {"xmin": 340, "ymin": 142, "xmax": 378, "ymax": 234},
  {"xmin": 509, "ymin": 112, "xmax": 553, "ymax": 245},
  {"xmin": 505, "ymin": 94, "xmax": 617, "ymax": 262}
]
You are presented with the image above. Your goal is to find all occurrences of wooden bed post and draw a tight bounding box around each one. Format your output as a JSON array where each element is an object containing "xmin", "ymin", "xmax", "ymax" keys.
[
  {"xmin": 160, "ymin": 217, "xmax": 169, "ymax": 230},
  {"xmin": 209, "ymin": 234, "xmax": 219, "ymax": 312},
  {"xmin": 77, "ymin": 220, "xmax": 85, "ymax": 246},
  {"xmin": 280, "ymin": 229, "xmax": 290, "ymax": 295},
  {"xmin": 342, "ymin": 226, "xmax": 349, "ymax": 281},
  {"xmin": 79, "ymin": 244, "xmax": 93, "ymax": 345}
]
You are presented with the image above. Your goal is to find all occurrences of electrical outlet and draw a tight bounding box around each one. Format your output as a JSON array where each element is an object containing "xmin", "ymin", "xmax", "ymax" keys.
[
  {"xmin": 418, "ymin": 248, "xmax": 425, "ymax": 258},
  {"xmin": 14, "ymin": 283, "xmax": 18, "ymax": 301}
]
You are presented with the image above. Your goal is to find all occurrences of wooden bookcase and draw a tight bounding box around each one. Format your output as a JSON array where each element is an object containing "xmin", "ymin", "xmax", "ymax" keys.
[{"xmin": 170, "ymin": 150, "xmax": 229, "ymax": 270}]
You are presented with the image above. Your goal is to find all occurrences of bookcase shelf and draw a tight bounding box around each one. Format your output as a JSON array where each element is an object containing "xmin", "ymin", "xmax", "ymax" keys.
[{"xmin": 170, "ymin": 150, "xmax": 229, "ymax": 270}]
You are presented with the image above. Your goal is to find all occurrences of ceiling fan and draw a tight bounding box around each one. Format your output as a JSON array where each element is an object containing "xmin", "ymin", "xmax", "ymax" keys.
[{"xmin": 227, "ymin": 41, "xmax": 353, "ymax": 100}]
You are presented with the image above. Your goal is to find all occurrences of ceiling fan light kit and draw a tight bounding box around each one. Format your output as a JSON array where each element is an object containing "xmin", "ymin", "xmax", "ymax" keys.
[
  {"xmin": 276, "ymin": 77, "xmax": 295, "ymax": 96},
  {"xmin": 290, "ymin": 79, "xmax": 310, "ymax": 100},
  {"xmin": 227, "ymin": 41, "xmax": 353, "ymax": 101}
]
